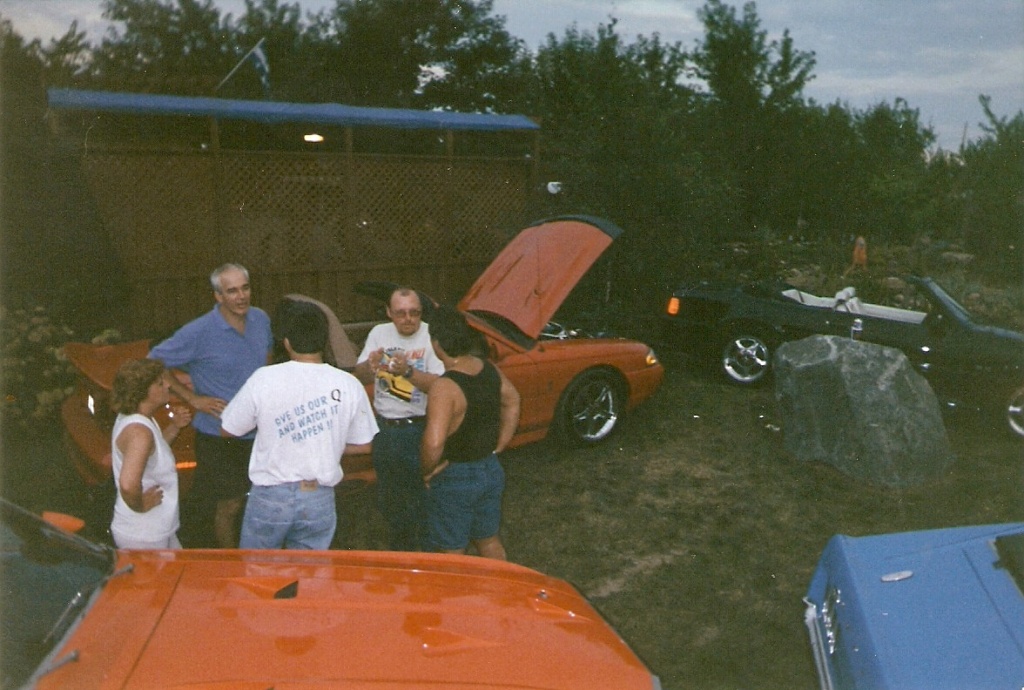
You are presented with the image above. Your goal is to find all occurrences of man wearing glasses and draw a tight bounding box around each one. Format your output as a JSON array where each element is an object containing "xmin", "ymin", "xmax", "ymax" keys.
[{"xmin": 354, "ymin": 287, "xmax": 443, "ymax": 551}]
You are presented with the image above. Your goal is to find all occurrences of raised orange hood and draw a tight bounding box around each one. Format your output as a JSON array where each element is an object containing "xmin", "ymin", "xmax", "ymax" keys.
[{"xmin": 459, "ymin": 216, "xmax": 622, "ymax": 340}]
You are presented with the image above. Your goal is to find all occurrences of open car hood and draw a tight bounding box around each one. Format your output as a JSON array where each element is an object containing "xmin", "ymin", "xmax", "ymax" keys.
[
  {"xmin": 63, "ymin": 340, "xmax": 152, "ymax": 390},
  {"xmin": 44, "ymin": 549, "xmax": 655, "ymax": 690},
  {"xmin": 458, "ymin": 216, "xmax": 623, "ymax": 340}
]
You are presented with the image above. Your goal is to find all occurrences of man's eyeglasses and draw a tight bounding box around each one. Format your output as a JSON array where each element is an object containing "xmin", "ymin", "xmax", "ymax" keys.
[{"xmin": 391, "ymin": 309, "xmax": 422, "ymax": 318}]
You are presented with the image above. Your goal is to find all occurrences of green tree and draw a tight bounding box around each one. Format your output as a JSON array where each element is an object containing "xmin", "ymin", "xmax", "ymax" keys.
[
  {"xmin": 852, "ymin": 98, "xmax": 935, "ymax": 244},
  {"xmin": 227, "ymin": 0, "xmax": 314, "ymax": 100},
  {"xmin": 304, "ymin": 0, "xmax": 525, "ymax": 110},
  {"xmin": 689, "ymin": 0, "xmax": 816, "ymax": 235},
  {"xmin": 0, "ymin": 21, "xmax": 128, "ymax": 332},
  {"xmin": 90, "ymin": 0, "xmax": 237, "ymax": 94},
  {"xmin": 35, "ymin": 22, "xmax": 93, "ymax": 87},
  {"xmin": 958, "ymin": 96, "xmax": 1024, "ymax": 280},
  {"xmin": 519, "ymin": 20, "xmax": 725, "ymax": 300}
]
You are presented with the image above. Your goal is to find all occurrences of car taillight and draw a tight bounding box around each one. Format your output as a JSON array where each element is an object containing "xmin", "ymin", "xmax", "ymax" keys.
[{"xmin": 666, "ymin": 297, "xmax": 680, "ymax": 316}]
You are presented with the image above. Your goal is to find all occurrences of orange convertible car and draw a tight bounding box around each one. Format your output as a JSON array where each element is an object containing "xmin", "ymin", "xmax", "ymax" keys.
[
  {"xmin": 2, "ymin": 499, "xmax": 661, "ymax": 689},
  {"xmin": 61, "ymin": 215, "xmax": 664, "ymax": 494}
]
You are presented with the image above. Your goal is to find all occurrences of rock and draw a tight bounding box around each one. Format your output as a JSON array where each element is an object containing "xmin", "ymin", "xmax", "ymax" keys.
[
  {"xmin": 882, "ymin": 276, "xmax": 908, "ymax": 291},
  {"xmin": 941, "ymin": 251, "xmax": 975, "ymax": 266},
  {"xmin": 774, "ymin": 335, "xmax": 954, "ymax": 487}
]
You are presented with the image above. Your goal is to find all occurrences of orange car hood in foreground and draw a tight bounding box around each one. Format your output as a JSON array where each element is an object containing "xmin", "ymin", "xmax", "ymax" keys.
[
  {"xmin": 459, "ymin": 216, "xmax": 621, "ymax": 340},
  {"xmin": 40, "ymin": 549, "xmax": 657, "ymax": 690}
]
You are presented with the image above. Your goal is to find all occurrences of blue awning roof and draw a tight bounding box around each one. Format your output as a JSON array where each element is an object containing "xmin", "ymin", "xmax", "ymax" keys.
[{"xmin": 46, "ymin": 88, "xmax": 540, "ymax": 132}]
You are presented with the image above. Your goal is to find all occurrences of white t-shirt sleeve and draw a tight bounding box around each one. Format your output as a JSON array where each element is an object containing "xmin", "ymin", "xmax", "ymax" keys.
[
  {"xmin": 357, "ymin": 325, "xmax": 383, "ymax": 365},
  {"xmin": 346, "ymin": 389, "xmax": 380, "ymax": 445},
  {"xmin": 421, "ymin": 324, "xmax": 445, "ymax": 375},
  {"xmin": 220, "ymin": 372, "xmax": 259, "ymax": 437}
]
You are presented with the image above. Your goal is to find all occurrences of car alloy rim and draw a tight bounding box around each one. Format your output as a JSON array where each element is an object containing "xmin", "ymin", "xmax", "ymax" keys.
[
  {"xmin": 568, "ymin": 378, "xmax": 619, "ymax": 441},
  {"xmin": 723, "ymin": 336, "xmax": 769, "ymax": 383},
  {"xmin": 1008, "ymin": 387, "xmax": 1024, "ymax": 438}
]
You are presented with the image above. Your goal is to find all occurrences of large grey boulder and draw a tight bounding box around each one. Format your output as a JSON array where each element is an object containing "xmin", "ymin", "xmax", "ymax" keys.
[{"xmin": 774, "ymin": 335, "xmax": 954, "ymax": 487}]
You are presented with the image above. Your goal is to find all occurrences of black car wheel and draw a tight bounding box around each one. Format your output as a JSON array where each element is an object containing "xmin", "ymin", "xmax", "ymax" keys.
[
  {"xmin": 554, "ymin": 370, "xmax": 622, "ymax": 445},
  {"xmin": 1008, "ymin": 386, "xmax": 1024, "ymax": 439},
  {"xmin": 721, "ymin": 332, "xmax": 771, "ymax": 385}
]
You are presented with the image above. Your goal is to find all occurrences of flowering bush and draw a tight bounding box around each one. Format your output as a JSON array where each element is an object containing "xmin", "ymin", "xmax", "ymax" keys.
[{"xmin": 1, "ymin": 305, "xmax": 77, "ymax": 432}]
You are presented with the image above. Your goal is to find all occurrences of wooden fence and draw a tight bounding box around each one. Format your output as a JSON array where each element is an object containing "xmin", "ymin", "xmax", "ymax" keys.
[{"xmin": 79, "ymin": 148, "xmax": 537, "ymax": 337}]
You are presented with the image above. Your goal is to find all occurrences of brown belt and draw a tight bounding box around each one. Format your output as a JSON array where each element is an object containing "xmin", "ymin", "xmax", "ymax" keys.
[
  {"xmin": 299, "ymin": 480, "xmax": 320, "ymax": 491},
  {"xmin": 377, "ymin": 416, "xmax": 425, "ymax": 427}
]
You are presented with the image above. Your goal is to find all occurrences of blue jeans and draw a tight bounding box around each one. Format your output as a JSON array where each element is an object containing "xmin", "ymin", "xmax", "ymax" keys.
[
  {"xmin": 372, "ymin": 423, "xmax": 426, "ymax": 551},
  {"xmin": 425, "ymin": 454, "xmax": 504, "ymax": 551},
  {"xmin": 239, "ymin": 482, "xmax": 336, "ymax": 550}
]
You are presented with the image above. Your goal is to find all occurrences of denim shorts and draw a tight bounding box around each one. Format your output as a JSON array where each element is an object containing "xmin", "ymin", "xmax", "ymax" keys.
[
  {"xmin": 425, "ymin": 454, "xmax": 504, "ymax": 551},
  {"xmin": 239, "ymin": 482, "xmax": 336, "ymax": 550}
]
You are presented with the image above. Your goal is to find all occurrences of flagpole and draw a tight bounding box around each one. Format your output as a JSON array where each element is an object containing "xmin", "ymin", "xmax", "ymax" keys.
[{"xmin": 215, "ymin": 38, "xmax": 265, "ymax": 93}]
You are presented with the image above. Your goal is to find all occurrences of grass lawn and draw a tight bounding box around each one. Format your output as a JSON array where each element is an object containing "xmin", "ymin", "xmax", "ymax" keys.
[{"xmin": 499, "ymin": 358, "xmax": 1023, "ymax": 689}]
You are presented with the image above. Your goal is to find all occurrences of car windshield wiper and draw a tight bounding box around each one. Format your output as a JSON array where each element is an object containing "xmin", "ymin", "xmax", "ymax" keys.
[{"xmin": 37, "ymin": 562, "xmax": 135, "ymax": 671}]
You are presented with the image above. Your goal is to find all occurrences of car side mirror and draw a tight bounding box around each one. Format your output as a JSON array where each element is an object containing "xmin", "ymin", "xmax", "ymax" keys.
[{"xmin": 41, "ymin": 511, "xmax": 85, "ymax": 534}]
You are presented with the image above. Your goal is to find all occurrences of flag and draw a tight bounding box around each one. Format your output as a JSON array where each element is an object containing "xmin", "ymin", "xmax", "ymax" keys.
[
  {"xmin": 215, "ymin": 38, "xmax": 271, "ymax": 96},
  {"xmin": 248, "ymin": 38, "xmax": 271, "ymax": 94}
]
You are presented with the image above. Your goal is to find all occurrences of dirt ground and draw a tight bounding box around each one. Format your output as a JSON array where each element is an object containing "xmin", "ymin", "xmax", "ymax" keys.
[{"xmin": 3, "ymin": 354, "xmax": 1022, "ymax": 690}]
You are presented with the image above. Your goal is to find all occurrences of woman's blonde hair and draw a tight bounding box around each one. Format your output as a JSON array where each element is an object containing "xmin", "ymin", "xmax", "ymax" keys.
[{"xmin": 111, "ymin": 359, "xmax": 165, "ymax": 414}]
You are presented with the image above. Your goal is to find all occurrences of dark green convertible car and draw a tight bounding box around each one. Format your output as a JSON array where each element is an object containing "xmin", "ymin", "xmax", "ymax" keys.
[{"xmin": 661, "ymin": 275, "xmax": 1024, "ymax": 437}]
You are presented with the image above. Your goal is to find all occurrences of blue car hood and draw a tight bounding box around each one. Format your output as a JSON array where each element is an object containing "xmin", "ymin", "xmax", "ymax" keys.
[{"xmin": 804, "ymin": 523, "xmax": 1024, "ymax": 690}]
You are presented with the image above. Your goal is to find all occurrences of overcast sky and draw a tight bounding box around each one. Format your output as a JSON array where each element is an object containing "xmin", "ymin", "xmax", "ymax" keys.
[{"xmin": 2, "ymin": 0, "xmax": 1021, "ymax": 150}]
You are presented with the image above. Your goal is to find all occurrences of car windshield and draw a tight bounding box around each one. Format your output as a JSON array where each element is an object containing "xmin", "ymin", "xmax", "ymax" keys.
[
  {"xmin": 465, "ymin": 310, "xmax": 535, "ymax": 349},
  {"xmin": 920, "ymin": 279, "xmax": 973, "ymax": 323},
  {"xmin": 995, "ymin": 531, "xmax": 1024, "ymax": 596},
  {"xmin": 0, "ymin": 499, "xmax": 116, "ymax": 689}
]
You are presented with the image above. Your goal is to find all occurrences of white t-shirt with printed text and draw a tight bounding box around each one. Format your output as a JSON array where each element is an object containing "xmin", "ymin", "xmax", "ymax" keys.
[
  {"xmin": 357, "ymin": 322, "xmax": 444, "ymax": 419},
  {"xmin": 221, "ymin": 361, "xmax": 378, "ymax": 487}
]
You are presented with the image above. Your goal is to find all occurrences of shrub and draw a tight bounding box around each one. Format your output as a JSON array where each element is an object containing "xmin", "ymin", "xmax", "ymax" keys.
[{"xmin": 1, "ymin": 305, "xmax": 76, "ymax": 432}]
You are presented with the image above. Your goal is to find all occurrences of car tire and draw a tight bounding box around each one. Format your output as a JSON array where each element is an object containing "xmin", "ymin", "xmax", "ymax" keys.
[
  {"xmin": 554, "ymin": 370, "xmax": 623, "ymax": 445},
  {"xmin": 1007, "ymin": 385, "xmax": 1024, "ymax": 439},
  {"xmin": 721, "ymin": 331, "xmax": 772, "ymax": 385}
]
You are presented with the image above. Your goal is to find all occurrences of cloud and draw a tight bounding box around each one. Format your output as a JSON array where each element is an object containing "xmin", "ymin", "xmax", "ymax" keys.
[{"xmin": 0, "ymin": 0, "xmax": 106, "ymax": 43}]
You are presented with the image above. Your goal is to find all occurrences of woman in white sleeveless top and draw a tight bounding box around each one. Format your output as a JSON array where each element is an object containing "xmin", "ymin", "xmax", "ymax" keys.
[{"xmin": 110, "ymin": 359, "xmax": 192, "ymax": 548}]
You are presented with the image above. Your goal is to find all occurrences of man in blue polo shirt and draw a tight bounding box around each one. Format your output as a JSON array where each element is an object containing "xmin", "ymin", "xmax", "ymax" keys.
[{"xmin": 149, "ymin": 263, "xmax": 272, "ymax": 547}]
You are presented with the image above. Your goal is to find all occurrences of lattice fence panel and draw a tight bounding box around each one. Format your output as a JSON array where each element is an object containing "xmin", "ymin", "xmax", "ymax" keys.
[
  {"xmin": 79, "ymin": 148, "xmax": 534, "ymax": 333},
  {"xmin": 443, "ymin": 158, "xmax": 534, "ymax": 261},
  {"xmin": 82, "ymin": 153, "xmax": 216, "ymax": 277},
  {"xmin": 214, "ymin": 153, "xmax": 531, "ymax": 274},
  {"xmin": 349, "ymin": 158, "xmax": 451, "ymax": 265},
  {"xmin": 217, "ymin": 154, "xmax": 353, "ymax": 272}
]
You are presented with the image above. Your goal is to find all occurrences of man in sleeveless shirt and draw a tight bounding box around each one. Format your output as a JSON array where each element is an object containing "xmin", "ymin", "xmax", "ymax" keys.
[{"xmin": 420, "ymin": 305, "xmax": 520, "ymax": 559}]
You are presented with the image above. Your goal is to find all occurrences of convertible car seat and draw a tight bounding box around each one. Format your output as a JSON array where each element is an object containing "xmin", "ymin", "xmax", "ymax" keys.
[{"xmin": 834, "ymin": 287, "xmax": 864, "ymax": 314}]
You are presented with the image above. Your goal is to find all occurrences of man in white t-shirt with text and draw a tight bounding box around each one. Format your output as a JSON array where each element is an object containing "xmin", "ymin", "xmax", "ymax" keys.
[{"xmin": 222, "ymin": 300, "xmax": 378, "ymax": 550}]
